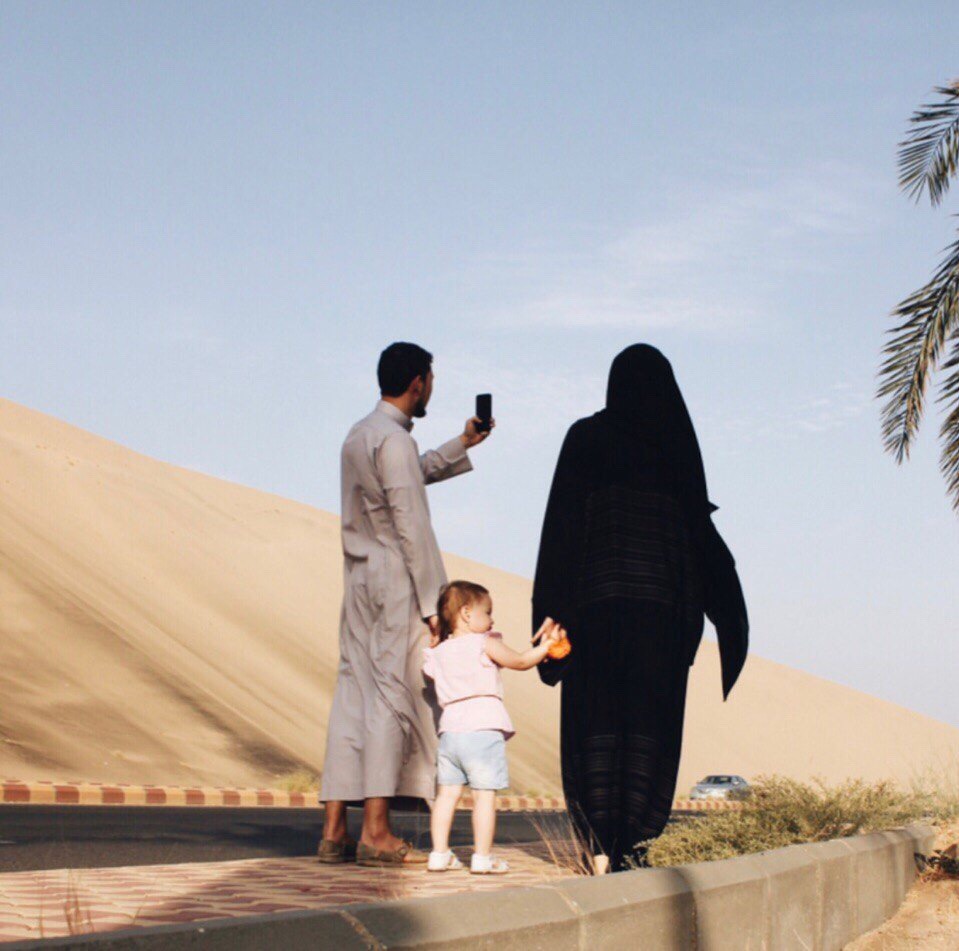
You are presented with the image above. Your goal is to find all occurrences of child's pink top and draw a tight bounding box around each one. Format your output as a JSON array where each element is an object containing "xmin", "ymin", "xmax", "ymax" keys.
[{"xmin": 422, "ymin": 632, "xmax": 515, "ymax": 739}]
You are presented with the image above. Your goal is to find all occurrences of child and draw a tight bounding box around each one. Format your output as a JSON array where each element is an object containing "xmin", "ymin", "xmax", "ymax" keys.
[{"xmin": 422, "ymin": 579, "xmax": 565, "ymax": 874}]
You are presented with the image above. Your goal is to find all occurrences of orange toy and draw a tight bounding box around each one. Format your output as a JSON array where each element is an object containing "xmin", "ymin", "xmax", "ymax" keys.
[{"xmin": 547, "ymin": 635, "xmax": 572, "ymax": 660}]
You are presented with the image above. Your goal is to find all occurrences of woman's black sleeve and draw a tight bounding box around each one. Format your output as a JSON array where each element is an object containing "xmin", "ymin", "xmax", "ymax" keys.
[
  {"xmin": 702, "ymin": 515, "xmax": 749, "ymax": 699},
  {"xmin": 532, "ymin": 425, "xmax": 586, "ymax": 686}
]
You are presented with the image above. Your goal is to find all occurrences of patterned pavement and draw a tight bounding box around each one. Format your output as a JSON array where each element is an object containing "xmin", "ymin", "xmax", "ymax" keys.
[{"xmin": 0, "ymin": 840, "xmax": 577, "ymax": 943}]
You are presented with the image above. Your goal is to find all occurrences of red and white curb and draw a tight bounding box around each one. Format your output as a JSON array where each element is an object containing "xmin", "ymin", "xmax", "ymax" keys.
[
  {"xmin": 1, "ymin": 781, "xmax": 311, "ymax": 808},
  {"xmin": 674, "ymin": 798, "xmax": 743, "ymax": 811},
  {"xmin": 1, "ymin": 781, "xmax": 741, "ymax": 812},
  {"xmin": 0, "ymin": 781, "xmax": 565, "ymax": 812}
]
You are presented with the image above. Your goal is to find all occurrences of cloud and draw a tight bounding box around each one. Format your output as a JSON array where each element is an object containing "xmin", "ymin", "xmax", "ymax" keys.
[
  {"xmin": 697, "ymin": 381, "xmax": 873, "ymax": 445},
  {"xmin": 469, "ymin": 163, "xmax": 881, "ymax": 334}
]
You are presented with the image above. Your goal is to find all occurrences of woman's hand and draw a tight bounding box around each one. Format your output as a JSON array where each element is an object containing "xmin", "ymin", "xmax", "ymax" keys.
[
  {"xmin": 547, "ymin": 625, "xmax": 567, "ymax": 646},
  {"xmin": 544, "ymin": 624, "xmax": 571, "ymax": 661},
  {"xmin": 532, "ymin": 617, "xmax": 557, "ymax": 644}
]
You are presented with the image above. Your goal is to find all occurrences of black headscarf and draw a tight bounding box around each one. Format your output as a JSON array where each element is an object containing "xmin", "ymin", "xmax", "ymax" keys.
[{"xmin": 601, "ymin": 344, "xmax": 711, "ymax": 518}]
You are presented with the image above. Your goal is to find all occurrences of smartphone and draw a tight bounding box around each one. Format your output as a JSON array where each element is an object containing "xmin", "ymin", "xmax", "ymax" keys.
[{"xmin": 475, "ymin": 393, "xmax": 492, "ymax": 434}]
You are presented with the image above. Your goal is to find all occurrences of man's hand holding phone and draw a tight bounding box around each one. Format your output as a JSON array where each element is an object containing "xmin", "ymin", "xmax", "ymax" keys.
[
  {"xmin": 461, "ymin": 416, "xmax": 495, "ymax": 448},
  {"xmin": 461, "ymin": 393, "xmax": 495, "ymax": 448}
]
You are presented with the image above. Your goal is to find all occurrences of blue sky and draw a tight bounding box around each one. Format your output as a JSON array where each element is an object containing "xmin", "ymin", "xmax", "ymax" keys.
[{"xmin": 3, "ymin": 2, "xmax": 958, "ymax": 727}]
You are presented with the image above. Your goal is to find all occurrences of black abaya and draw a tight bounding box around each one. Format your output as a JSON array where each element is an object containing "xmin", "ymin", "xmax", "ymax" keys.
[
  {"xmin": 532, "ymin": 345, "xmax": 748, "ymax": 870},
  {"xmin": 560, "ymin": 602, "xmax": 690, "ymax": 870}
]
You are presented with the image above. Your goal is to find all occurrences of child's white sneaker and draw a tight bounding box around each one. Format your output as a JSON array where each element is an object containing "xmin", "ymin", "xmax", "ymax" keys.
[
  {"xmin": 427, "ymin": 850, "xmax": 464, "ymax": 872},
  {"xmin": 470, "ymin": 853, "xmax": 509, "ymax": 874}
]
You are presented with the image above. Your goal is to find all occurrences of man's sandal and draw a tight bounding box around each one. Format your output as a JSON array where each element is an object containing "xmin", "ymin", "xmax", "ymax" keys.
[
  {"xmin": 356, "ymin": 840, "xmax": 428, "ymax": 867},
  {"xmin": 317, "ymin": 836, "xmax": 358, "ymax": 864}
]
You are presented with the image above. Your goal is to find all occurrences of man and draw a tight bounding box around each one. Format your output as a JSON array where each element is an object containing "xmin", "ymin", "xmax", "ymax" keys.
[{"xmin": 319, "ymin": 342, "xmax": 493, "ymax": 866}]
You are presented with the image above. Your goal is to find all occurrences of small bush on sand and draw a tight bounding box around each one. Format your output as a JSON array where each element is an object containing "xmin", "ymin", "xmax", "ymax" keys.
[
  {"xmin": 275, "ymin": 769, "xmax": 321, "ymax": 793},
  {"xmin": 644, "ymin": 775, "xmax": 930, "ymax": 868},
  {"xmin": 906, "ymin": 763, "xmax": 959, "ymax": 825}
]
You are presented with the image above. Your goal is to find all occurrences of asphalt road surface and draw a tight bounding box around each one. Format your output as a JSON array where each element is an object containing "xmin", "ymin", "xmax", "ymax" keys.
[{"xmin": 0, "ymin": 806, "xmax": 561, "ymax": 873}]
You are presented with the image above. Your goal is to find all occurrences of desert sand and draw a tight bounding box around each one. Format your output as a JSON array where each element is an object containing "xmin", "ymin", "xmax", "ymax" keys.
[
  {"xmin": 1, "ymin": 397, "xmax": 957, "ymax": 796},
  {"xmin": 847, "ymin": 818, "xmax": 959, "ymax": 950}
]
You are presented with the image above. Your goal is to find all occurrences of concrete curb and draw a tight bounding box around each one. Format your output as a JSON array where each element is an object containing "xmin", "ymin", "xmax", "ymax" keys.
[
  {"xmin": 0, "ymin": 780, "xmax": 738, "ymax": 813},
  {"xmin": 4, "ymin": 824, "xmax": 933, "ymax": 949}
]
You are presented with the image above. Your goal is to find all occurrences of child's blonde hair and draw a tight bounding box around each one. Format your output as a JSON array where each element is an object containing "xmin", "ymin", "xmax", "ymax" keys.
[{"xmin": 435, "ymin": 580, "xmax": 489, "ymax": 642}]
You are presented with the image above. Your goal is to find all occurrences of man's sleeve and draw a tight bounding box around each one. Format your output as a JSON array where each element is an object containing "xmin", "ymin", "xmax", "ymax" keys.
[
  {"xmin": 419, "ymin": 436, "xmax": 473, "ymax": 485},
  {"xmin": 377, "ymin": 431, "xmax": 448, "ymax": 619}
]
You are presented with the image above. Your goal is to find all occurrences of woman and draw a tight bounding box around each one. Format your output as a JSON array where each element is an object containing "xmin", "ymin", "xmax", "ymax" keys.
[{"xmin": 533, "ymin": 344, "xmax": 748, "ymax": 871}]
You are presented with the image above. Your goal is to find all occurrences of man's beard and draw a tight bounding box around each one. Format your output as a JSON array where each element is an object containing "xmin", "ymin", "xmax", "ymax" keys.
[{"xmin": 412, "ymin": 396, "xmax": 428, "ymax": 418}]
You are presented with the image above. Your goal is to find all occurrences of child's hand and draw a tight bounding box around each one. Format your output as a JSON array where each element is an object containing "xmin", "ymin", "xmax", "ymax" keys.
[
  {"xmin": 532, "ymin": 617, "xmax": 556, "ymax": 644},
  {"xmin": 547, "ymin": 625, "xmax": 566, "ymax": 645}
]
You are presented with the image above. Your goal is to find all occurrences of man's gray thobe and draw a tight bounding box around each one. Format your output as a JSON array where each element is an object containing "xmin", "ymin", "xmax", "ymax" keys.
[{"xmin": 321, "ymin": 400, "xmax": 472, "ymax": 802}]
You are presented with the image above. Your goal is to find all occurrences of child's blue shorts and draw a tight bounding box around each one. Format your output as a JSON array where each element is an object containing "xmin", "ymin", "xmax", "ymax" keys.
[{"xmin": 437, "ymin": 730, "xmax": 509, "ymax": 790}]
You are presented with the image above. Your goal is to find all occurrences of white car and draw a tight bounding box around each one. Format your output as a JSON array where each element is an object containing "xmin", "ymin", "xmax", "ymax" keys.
[{"xmin": 689, "ymin": 775, "xmax": 750, "ymax": 800}]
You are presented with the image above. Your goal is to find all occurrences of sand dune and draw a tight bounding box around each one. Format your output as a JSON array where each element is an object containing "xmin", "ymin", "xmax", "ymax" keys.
[{"xmin": 1, "ymin": 398, "xmax": 957, "ymax": 796}]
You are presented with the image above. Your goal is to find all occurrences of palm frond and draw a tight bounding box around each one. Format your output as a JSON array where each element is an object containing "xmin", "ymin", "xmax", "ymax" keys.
[
  {"xmin": 878, "ymin": 230, "xmax": 959, "ymax": 462},
  {"xmin": 898, "ymin": 80, "xmax": 959, "ymax": 206},
  {"xmin": 937, "ymin": 331, "xmax": 959, "ymax": 510}
]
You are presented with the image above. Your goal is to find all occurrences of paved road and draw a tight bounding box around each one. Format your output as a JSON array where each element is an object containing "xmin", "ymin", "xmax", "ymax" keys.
[{"xmin": 0, "ymin": 806, "xmax": 559, "ymax": 873}]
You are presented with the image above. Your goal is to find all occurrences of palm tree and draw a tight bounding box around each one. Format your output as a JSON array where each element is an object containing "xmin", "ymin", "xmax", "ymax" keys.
[{"xmin": 878, "ymin": 79, "xmax": 959, "ymax": 510}]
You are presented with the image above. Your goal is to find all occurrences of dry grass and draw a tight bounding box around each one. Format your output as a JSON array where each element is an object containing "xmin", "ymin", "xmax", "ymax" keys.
[
  {"xmin": 274, "ymin": 769, "xmax": 321, "ymax": 793},
  {"xmin": 528, "ymin": 770, "xmax": 959, "ymax": 875},
  {"xmin": 51, "ymin": 866, "xmax": 163, "ymax": 938},
  {"xmin": 63, "ymin": 869, "xmax": 95, "ymax": 936},
  {"xmin": 526, "ymin": 811, "xmax": 596, "ymax": 876},
  {"xmin": 906, "ymin": 761, "xmax": 959, "ymax": 825},
  {"xmin": 918, "ymin": 816, "xmax": 959, "ymax": 882},
  {"xmin": 644, "ymin": 774, "xmax": 952, "ymax": 868}
]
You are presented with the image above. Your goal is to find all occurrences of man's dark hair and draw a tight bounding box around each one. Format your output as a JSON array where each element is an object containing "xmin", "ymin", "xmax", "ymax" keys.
[{"xmin": 377, "ymin": 342, "xmax": 433, "ymax": 397}]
